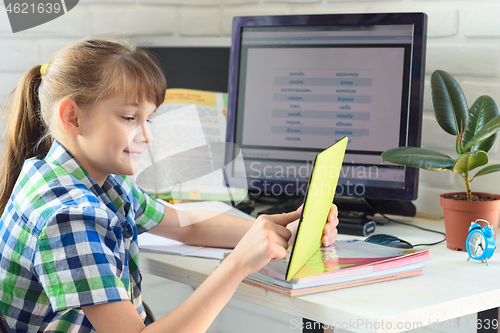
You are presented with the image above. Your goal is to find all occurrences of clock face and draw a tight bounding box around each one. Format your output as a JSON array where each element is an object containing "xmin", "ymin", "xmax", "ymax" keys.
[{"xmin": 468, "ymin": 233, "xmax": 486, "ymax": 257}]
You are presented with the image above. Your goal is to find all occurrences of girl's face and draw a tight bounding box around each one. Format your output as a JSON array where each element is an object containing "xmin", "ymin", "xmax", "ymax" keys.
[{"xmin": 75, "ymin": 94, "xmax": 156, "ymax": 185}]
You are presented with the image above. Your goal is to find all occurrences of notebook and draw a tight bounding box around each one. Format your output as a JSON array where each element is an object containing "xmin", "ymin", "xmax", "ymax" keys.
[{"xmin": 285, "ymin": 136, "xmax": 348, "ymax": 281}]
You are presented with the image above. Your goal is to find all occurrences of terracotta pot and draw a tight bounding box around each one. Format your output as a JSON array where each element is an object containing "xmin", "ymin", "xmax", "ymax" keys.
[{"xmin": 440, "ymin": 192, "xmax": 500, "ymax": 251}]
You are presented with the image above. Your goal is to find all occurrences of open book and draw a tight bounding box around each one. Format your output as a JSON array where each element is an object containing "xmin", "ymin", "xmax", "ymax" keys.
[{"xmin": 131, "ymin": 88, "xmax": 247, "ymax": 203}]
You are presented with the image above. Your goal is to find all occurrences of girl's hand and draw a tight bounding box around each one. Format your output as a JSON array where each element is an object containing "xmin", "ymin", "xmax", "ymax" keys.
[
  {"xmin": 227, "ymin": 211, "xmax": 299, "ymax": 277},
  {"xmin": 322, "ymin": 204, "xmax": 339, "ymax": 247},
  {"xmin": 286, "ymin": 204, "xmax": 339, "ymax": 247}
]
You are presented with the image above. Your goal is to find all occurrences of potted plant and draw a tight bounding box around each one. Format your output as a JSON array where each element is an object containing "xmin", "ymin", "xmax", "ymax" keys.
[{"xmin": 381, "ymin": 70, "xmax": 500, "ymax": 251}]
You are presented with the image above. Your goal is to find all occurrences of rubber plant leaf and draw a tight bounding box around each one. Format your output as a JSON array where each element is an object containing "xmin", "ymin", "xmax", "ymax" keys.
[
  {"xmin": 463, "ymin": 114, "xmax": 500, "ymax": 152},
  {"xmin": 472, "ymin": 164, "xmax": 500, "ymax": 180},
  {"xmin": 381, "ymin": 147, "xmax": 454, "ymax": 171},
  {"xmin": 462, "ymin": 95, "xmax": 499, "ymax": 153},
  {"xmin": 452, "ymin": 151, "xmax": 488, "ymax": 174},
  {"xmin": 430, "ymin": 70, "xmax": 468, "ymax": 136}
]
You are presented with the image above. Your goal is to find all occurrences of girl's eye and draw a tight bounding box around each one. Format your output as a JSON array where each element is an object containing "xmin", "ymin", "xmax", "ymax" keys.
[{"xmin": 123, "ymin": 116, "xmax": 135, "ymax": 122}]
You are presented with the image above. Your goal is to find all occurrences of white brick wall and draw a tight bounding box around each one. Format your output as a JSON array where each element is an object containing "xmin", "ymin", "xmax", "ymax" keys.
[
  {"xmin": 222, "ymin": 7, "xmax": 288, "ymax": 35},
  {"xmin": 0, "ymin": 41, "xmax": 38, "ymax": 71},
  {"xmin": 426, "ymin": 45, "xmax": 500, "ymax": 77},
  {"xmin": 463, "ymin": 5, "xmax": 500, "ymax": 38},
  {"xmin": 179, "ymin": 8, "xmax": 222, "ymax": 36},
  {"xmin": 424, "ymin": 7, "xmax": 458, "ymax": 37},
  {"xmin": 142, "ymin": 0, "xmax": 220, "ymax": 5},
  {"xmin": 223, "ymin": 0, "xmax": 260, "ymax": 5},
  {"xmin": 90, "ymin": 6, "xmax": 177, "ymax": 36},
  {"xmin": 0, "ymin": 2, "xmax": 498, "ymax": 329},
  {"xmin": 0, "ymin": 72, "xmax": 22, "ymax": 103}
]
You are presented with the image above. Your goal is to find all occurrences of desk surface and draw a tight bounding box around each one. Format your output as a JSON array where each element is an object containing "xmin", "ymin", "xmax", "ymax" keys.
[{"xmin": 139, "ymin": 216, "xmax": 500, "ymax": 333}]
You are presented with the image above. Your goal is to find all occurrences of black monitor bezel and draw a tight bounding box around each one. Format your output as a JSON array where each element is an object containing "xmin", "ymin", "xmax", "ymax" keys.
[{"xmin": 225, "ymin": 12, "xmax": 427, "ymax": 201}]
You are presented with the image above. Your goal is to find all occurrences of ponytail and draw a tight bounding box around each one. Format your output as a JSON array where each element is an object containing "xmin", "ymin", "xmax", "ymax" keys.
[{"xmin": 0, "ymin": 65, "xmax": 51, "ymax": 213}]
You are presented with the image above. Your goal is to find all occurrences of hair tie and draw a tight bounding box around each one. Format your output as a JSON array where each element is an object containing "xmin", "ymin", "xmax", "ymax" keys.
[{"xmin": 40, "ymin": 64, "xmax": 48, "ymax": 76}]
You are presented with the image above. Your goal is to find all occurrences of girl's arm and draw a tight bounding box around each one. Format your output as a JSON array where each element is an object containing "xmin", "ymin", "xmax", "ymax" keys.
[
  {"xmin": 148, "ymin": 205, "xmax": 254, "ymax": 248},
  {"xmin": 83, "ymin": 212, "xmax": 296, "ymax": 333},
  {"xmin": 149, "ymin": 203, "xmax": 339, "ymax": 248}
]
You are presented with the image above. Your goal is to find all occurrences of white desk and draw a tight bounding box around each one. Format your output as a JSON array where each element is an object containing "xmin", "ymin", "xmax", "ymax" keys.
[{"xmin": 140, "ymin": 215, "xmax": 500, "ymax": 333}]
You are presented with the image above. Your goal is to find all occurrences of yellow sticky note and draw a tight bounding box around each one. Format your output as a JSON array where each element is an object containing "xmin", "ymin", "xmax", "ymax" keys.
[
  {"xmin": 163, "ymin": 89, "xmax": 217, "ymax": 107},
  {"xmin": 189, "ymin": 190, "xmax": 201, "ymax": 200}
]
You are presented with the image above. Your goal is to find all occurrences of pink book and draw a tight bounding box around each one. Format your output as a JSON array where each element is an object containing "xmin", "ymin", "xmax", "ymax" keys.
[{"xmin": 259, "ymin": 240, "xmax": 430, "ymax": 284}]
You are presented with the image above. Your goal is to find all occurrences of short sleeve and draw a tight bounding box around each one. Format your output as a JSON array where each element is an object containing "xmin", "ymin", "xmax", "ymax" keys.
[
  {"xmin": 129, "ymin": 182, "xmax": 165, "ymax": 234},
  {"xmin": 34, "ymin": 205, "xmax": 131, "ymax": 312}
]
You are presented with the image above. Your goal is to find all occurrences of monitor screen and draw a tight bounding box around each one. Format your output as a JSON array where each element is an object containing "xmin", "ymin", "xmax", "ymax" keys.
[{"xmin": 225, "ymin": 13, "xmax": 427, "ymax": 201}]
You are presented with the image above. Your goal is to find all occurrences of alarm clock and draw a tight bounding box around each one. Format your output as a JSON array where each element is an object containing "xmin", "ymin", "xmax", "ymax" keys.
[{"xmin": 466, "ymin": 219, "xmax": 496, "ymax": 266}]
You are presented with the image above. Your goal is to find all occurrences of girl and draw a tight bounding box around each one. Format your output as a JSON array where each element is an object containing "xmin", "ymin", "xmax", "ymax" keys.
[{"xmin": 0, "ymin": 39, "xmax": 339, "ymax": 333}]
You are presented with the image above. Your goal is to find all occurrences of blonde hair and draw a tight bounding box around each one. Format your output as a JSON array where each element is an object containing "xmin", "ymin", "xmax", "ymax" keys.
[{"xmin": 0, "ymin": 38, "xmax": 166, "ymax": 213}]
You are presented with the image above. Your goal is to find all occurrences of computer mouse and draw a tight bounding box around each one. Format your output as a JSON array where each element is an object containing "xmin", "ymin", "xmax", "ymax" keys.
[{"xmin": 364, "ymin": 234, "xmax": 413, "ymax": 249}]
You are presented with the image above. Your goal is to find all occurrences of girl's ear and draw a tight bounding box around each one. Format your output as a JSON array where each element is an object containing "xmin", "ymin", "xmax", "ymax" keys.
[{"xmin": 57, "ymin": 98, "xmax": 81, "ymax": 135}]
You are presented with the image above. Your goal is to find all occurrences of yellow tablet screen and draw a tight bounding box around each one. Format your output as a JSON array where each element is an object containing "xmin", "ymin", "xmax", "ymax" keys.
[{"xmin": 285, "ymin": 137, "xmax": 348, "ymax": 281}]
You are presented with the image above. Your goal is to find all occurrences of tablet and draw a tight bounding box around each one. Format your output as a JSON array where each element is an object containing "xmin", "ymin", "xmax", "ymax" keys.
[{"xmin": 285, "ymin": 137, "xmax": 348, "ymax": 281}]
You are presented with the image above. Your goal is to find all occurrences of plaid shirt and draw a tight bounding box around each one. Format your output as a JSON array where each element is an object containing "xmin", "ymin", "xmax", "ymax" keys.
[{"xmin": 0, "ymin": 141, "xmax": 165, "ymax": 332}]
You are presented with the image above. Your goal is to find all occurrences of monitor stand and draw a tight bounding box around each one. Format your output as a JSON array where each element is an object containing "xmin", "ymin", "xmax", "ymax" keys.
[
  {"xmin": 252, "ymin": 195, "xmax": 416, "ymax": 237},
  {"xmin": 253, "ymin": 195, "xmax": 305, "ymax": 216},
  {"xmin": 334, "ymin": 196, "xmax": 416, "ymax": 218}
]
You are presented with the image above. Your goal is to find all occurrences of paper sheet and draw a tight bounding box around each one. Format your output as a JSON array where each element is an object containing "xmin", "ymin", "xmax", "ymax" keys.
[{"xmin": 138, "ymin": 201, "xmax": 255, "ymax": 259}]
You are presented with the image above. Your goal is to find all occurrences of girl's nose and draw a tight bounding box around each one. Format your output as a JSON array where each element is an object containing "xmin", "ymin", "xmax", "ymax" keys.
[{"xmin": 140, "ymin": 122, "xmax": 154, "ymax": 144}]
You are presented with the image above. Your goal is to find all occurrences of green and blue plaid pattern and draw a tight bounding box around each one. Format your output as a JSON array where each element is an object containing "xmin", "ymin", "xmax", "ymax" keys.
[{"xmin": 0, "ymin": 141, "xmax": 165, "ymax": 332}]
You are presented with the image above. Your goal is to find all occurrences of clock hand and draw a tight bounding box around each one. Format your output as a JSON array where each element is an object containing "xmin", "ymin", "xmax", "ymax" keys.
[{"xmin": 476, "ymin": 243, "xmax": 484, "ymax": 255}]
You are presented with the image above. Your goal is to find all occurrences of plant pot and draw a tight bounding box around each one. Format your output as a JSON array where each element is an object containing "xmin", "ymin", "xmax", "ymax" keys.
[{"xmin": 440, "ymin": 192, "xmax": 500, "ymax": 251}]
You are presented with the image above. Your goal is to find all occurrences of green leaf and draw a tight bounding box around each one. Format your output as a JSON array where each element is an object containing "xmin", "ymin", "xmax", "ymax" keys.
[
  {"xmin": 463, "ymin": 114, "xmax": 500, "ymax": 151},
  {"xmin": 430, "ymin": 70, "xmax": 468, "ymax": 136},
  {"xmin": 472, "ymin": 164, "xmax": 500, "ymax": 179},
  {"xmin": 381, "ymin": 147, "xmax": 454, "ymax": 171},
  {"xmin": 452, "ymin": 151, "xmax": 488, "ymax": 174},
  {"xmin": 462, "ymin": 95, "xmax": 499, "ymax": 153}
]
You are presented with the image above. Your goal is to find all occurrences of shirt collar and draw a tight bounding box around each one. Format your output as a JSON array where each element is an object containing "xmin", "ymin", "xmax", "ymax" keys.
[
  {"xmin": 43, "ymin": 140, "xmax": 128, "ymax": 216},
  {"xmin": 44, "ymin": 140, "xmax": 101, "ymax": 192}
]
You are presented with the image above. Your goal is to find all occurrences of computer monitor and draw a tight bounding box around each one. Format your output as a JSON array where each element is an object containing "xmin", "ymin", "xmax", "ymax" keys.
[{"xmin": 224, "ymin": 13, "xmax": 427, "ymax": 209}]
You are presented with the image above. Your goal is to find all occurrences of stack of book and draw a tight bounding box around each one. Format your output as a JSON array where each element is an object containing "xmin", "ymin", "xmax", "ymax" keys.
[{"xmin": 245, "ymin": 240, "xmax": 430, "ymax": 297}]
